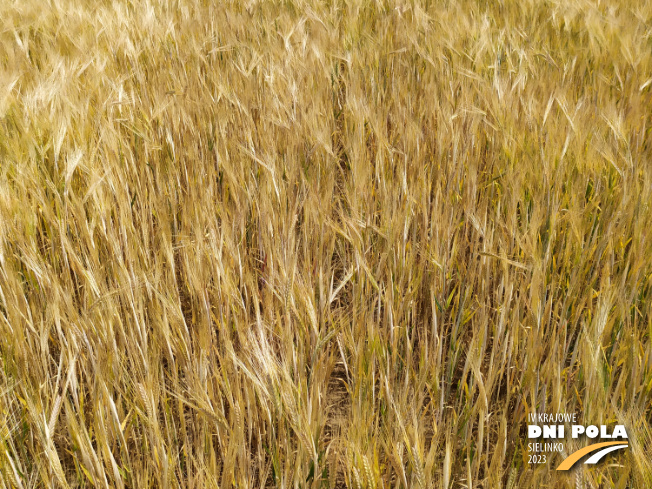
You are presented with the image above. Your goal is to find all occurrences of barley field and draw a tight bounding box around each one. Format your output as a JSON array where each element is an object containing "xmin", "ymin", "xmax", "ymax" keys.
[{"xmin": 0, "ymin": 0, "xmax": 651, "ymax": 487}]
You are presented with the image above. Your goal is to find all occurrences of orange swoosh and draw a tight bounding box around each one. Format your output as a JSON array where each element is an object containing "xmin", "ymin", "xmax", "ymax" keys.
[{"xmin": 556, "ymin": 442, "xmax": 628, "ymax": 470}]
